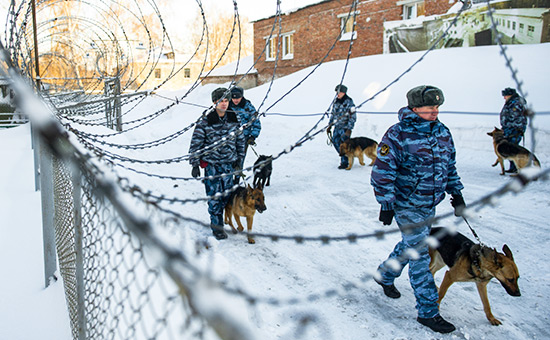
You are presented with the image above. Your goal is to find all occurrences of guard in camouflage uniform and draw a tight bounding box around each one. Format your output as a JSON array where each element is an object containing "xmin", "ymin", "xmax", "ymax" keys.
[
  {"xmin": 189, "ymin": 87, "xmax": 245, "ymax": 240},
  {"xmin": 229, "ymin": 86, "xmax": 261, "ymax": 167},
  {"xmin": 327, "ymin": 84, "xmax": 356, "ymax": 169},
  {"xmin": 371, "ymin": 85, "xmax": 466, "ymax": 334},
  {"xmin": 500, "ymin": 87, "xmax": 528, "ymax": 173}
]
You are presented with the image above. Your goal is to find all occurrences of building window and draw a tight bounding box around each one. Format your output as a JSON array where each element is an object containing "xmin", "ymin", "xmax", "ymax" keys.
[
  {"xmin": 512, "ymin": 22, "xmax": 516, "ymax": 30},
  {"xmin": 519, "ymin": 23, "xmax": 524, "ymax": 33},
  {"xmin": 527, "ymin": 25, "xmax": 534, "ymax": 37},
  {"xmin": 399, "ymin": 0, "xmax": 425, "ymax": 20},
  {"xmin": 265, "ymin": 37, "xmax": 276, "ymax": 61},
  {"xmin": 154, "ymin": 69, "xmax": 161, "ymax": 78},
  {"xmin": 507, "ymin": 20, "xmax": 510, "ymax": 29},
  {"xmin": 338, "ymin": 11, "xmax": 359, "ymax": 40},
  {"xmin": 282, "ymin": 33, "xmax": 294, "ymax": 59},
  {"xmin": 184, "ymin": 68, "xmax": 191, "ymax": 78}
]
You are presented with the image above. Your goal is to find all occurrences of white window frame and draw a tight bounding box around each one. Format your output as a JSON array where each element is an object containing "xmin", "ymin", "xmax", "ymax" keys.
[
  {"xmin": 397, "ymin": 0, "xmax": 424, "ymax": 20},
  {"xmin": 265, "ymin": 37, "xmax": 276, "ymax": 61},
  {"xmin": 519, "ymin": 23, "xmax": 524, "ymax": 33},
  {"xmin": 527, "ymin": 25, "xmax": 535, "ymax": 37},
  {"xmin": 282, "ymin": 32, "xmax": 294, "ymax": 60},
  {"xmin": 338, "ymin": 11, "xmax": 359, "ymax": 41}
]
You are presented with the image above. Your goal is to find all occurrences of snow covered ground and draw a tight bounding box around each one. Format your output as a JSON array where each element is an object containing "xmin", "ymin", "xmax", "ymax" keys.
[{"xmin": 1, "ymin": 43, "xmax": 550, "ymax": 339}]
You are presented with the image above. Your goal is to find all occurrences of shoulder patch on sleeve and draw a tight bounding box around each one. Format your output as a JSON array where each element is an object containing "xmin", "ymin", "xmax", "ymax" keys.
[{"xmin": 379, "ymin": 143, "xmax": 390, "ymax": 156}]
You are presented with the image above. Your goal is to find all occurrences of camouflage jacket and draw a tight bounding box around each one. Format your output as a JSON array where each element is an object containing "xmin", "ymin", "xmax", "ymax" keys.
[
  {"xmin": 371, "ymin": 107, "xmax": 464, "ymax": 211},
  {"xmin": 329, "ymin": 95, "xmax": 356, "ymax": 130},
  {"xmin": 188, "ymin": 108, "xmax": 245, "ymax": 166},
  {"xmin": 500, "ymin": 94, "xmax": 527, "ymax": 137},
  {"xmin": 229, "ymin": 98, "xmax": 261, "ymax": 140}
]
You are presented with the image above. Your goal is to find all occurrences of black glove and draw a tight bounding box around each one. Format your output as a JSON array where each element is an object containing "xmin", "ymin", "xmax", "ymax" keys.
[
  {"xmin": 379, "ymin": 208, "xmax": 395, "ymax": 226},
  {"xmin": 345, "ymin": 129, "xmax": 352, "ymax": 137},
  {"xmin": 450, "ymin": 194, "xmax": 466, "ymax": 216},
  {"xmin": 326, "ymin": 126, "xmax": 332, "ymax": 135},
  {"xmin": 247, "ymin": 137, "xmax": 256, "ymax": 145},
  {"xmin": 191, "ymin": 166, "xmax": 200, "ymax": 178}
]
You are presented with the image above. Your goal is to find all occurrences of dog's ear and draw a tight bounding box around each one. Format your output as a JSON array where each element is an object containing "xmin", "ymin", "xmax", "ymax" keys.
[
  {"xmin": 489, "ymin": 247, "xmax": 504, "ymax": 268},
  {"xmin": 502, "ymin": 244, "xmax": 514, "ymax": 260}
]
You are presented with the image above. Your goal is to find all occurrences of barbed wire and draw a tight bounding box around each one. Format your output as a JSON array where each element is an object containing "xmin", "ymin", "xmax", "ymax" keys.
[
  {"xmin": 7, "ymin": 0, "xmax": 543, "ymax": 266},
  {"xmin": 2, "ymin": 0, "xmax": 548, "ymax": 337}
]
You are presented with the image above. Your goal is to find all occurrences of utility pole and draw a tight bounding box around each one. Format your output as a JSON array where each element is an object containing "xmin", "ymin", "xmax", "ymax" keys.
[{"xmin": 31, "ymin": 0, "xmax": 41, "ymax": 91}]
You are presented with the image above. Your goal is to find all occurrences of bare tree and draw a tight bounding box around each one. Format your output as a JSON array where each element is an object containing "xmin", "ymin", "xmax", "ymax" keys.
[{"xmin": 187, "ymin": 4, "xmax": 253, "ymax": 72}]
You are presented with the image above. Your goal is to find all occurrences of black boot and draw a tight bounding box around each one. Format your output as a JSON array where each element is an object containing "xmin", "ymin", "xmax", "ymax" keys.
[
  {"xmin": 338, "ymin": 164, "xmax": 348, "ymax": 169},
  {"xmin": 374, "ymin": 277, "xmax": 401, "ymax": 299},
  {"xmin": 505, "ymin": 162, "xmax": 518, "ymax": 173},
  {"xmin": 211, "ymin": 225, "xmax": 228, "ymax": 240},
  {"xmin": 417, "ymin": 315, "xmax": 456, "ymax": 333}
]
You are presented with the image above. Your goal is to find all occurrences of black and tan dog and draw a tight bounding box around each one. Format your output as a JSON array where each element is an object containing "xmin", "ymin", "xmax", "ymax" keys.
[
  {"xmin": 488, "ymin": 127, "xmax": 540, "ymax": 175},
  {"xmin": 253, "ymin": 155, "xmax": 272, "ymax": 190},
  {"xmin": 224, "ymin": 185, "xmax": 267, "ymax": 244},
  {"xmin": 429, "ymin": 227, "xmax": 521, "ymax": 325},
  {"xmin": 338, "ymin": 137, "xmax": 378, "ymax": 170}
]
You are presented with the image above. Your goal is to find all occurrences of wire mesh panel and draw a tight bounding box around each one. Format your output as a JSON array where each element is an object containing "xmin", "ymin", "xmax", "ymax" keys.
[
  {"xmin": 52, "ymin": 156, "xmax": 209, "ymax": 340},
  {"xmin": 53, "ymin": 156, "xmax": 79, "ymax": 339}
]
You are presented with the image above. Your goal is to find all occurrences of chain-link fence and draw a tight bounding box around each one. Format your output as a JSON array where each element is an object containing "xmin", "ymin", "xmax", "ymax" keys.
[{"xmin": 50, "ymin": 146, "xmax": 211, "ymax": 340}]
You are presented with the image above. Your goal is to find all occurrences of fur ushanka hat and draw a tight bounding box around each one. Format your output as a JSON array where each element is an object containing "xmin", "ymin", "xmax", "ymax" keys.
[
  {"xmin": 407, "ymin": 85, "xmax": 445, "ymax": 108},
  {"xmin": 211, "ymin": 87, "xmax": 230, "ymax": 102},
  {"xmin": 335, "ymin": 84, "xmax": 348, "ymax": 94}
]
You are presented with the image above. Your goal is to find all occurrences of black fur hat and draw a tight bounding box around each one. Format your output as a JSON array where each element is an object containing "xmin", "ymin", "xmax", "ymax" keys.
[
  {"xmin": 501, "ymin": 87, "xmax": 517, "ymax": 96},
  {"xmin": 231, "ymin": 86, "xmax": 244, "ymax": 98},
  {"xmin": 335, "ymin": 84, "xmax": 348, "ymax": 94},
  {"xmin": 407, "ymin": 85, "xmax": 444, "ymax": 108},
  {"xmin": 211, "ymin": 87, "xmax": 230, "ymax": 102}
]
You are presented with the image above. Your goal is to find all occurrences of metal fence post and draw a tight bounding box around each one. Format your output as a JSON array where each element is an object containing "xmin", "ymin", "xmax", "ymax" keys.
[
  {"xmin": 72, "ymin": 164, "xmax": 87, "ymax": 340},
  {"xmin": 32, "ymin": 123, "xmax": 40, "ymax": 191},
  {"xmin": 114, "ymin": 77, "xmax": 121, "ymax": 132},
  {"xmin": 39, "ymin": 136, "xmax": 57, "ymax": 287}
]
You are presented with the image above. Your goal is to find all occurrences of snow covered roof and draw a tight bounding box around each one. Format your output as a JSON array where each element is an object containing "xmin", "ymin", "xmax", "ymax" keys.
[
  {"xmin": 494, "ymin": 8, "xmax": 550, "ymax": 18},
  {"xmin": 204, "ymin": 55, "xmax": 257, "ymax": 77},
  {"xmin": 251, "ymin": 0, "xmax": 330, "ymax": 22}
]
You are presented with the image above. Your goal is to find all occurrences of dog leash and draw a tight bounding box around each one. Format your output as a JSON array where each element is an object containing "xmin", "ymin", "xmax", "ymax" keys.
[
  {"xmin": 326, "ymin": 129, "xmax": 333, "ymax": 146},
  {"xmin": 462, "ymin": 216, "xmax": 484, "ymax": 245},
  {"xmin": 249, "ymin": 144, "xmax": 259, "ymax": 158}
]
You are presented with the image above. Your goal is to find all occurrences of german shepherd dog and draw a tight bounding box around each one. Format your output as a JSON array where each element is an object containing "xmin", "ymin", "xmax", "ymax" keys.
[
  {"xmin": 488, "ymin": 127, "xmax": 540, "ymax": 175},
  {"xmin": 338, "ymin": 137, "xmax": 378, "ymax": 170},
  {"xmin": 253, "ymin": 155, "xmax": 272, "ymax": 190},
  {"xmin": 224, "ymin": 185, "xmax": 267, "ymax": 244},
  {"xmin": 429, "ymin": 227, "xmax": 521, "ymax": 325}
]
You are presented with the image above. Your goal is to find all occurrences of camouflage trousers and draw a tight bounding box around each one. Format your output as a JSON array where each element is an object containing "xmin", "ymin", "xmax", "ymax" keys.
[
  {"xmin": 503, "ymin": 127, "xmax": 525, "ymax": 145},
  {"xmin": 377, "ymin": 207, "xmax": 439, "ymax": 318},
  {"xmin": 332, "ymin": 127, "xmax": 350, "ymax": 166},
  {"xmin": 204, "ymin": 163, "xmax": 234, "ymax": 227}
]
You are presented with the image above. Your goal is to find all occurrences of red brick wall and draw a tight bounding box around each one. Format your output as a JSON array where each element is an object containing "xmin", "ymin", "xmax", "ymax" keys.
[
  {"xmin": 253, "ymin": 0, "xmax": 458, "ymax": 84},
  {"xmin": 425, "ymin": 0, "xmax": 456, "ymax": 15}
]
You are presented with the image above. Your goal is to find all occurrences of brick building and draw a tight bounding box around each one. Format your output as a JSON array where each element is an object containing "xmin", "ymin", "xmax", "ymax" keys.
[{"xmin": 252, "ymin": 0, "xmax": 456, "ymax": 84}]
